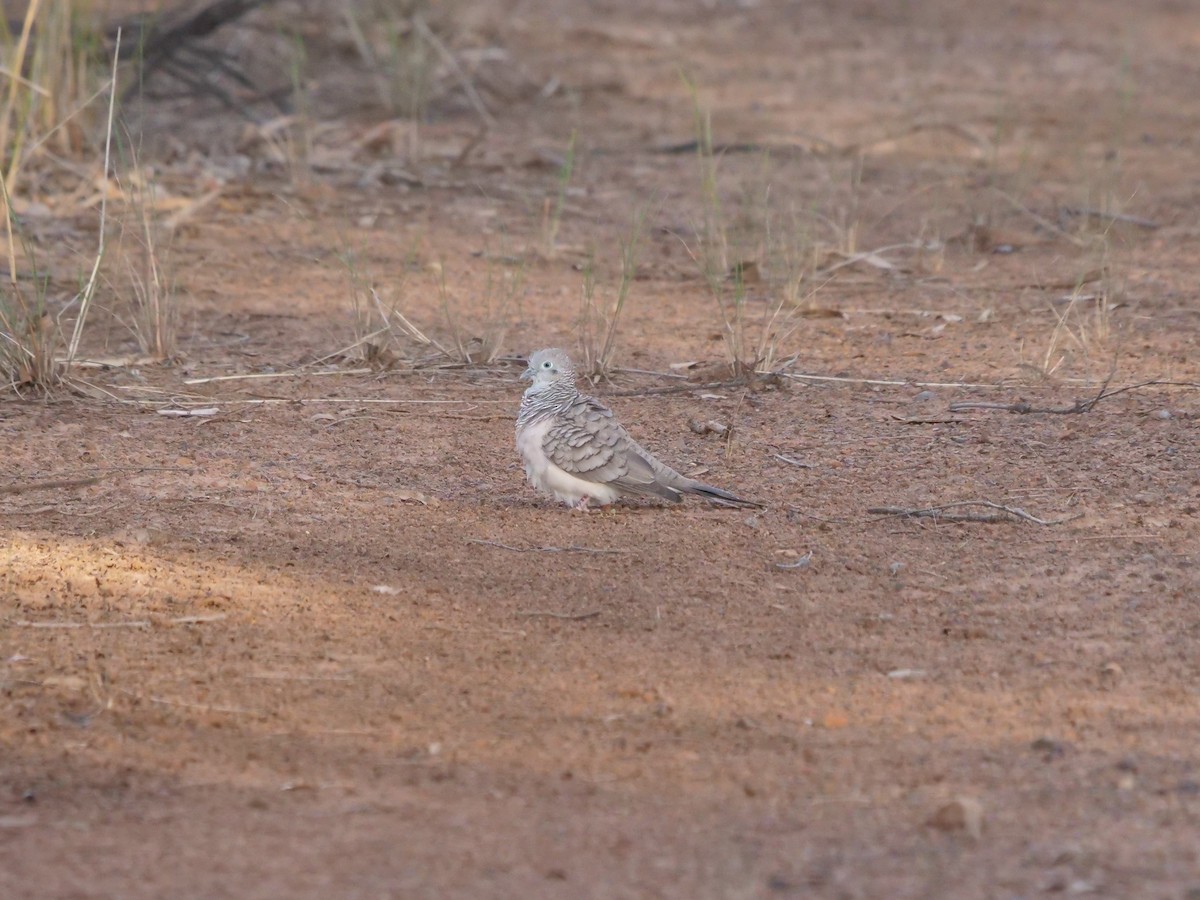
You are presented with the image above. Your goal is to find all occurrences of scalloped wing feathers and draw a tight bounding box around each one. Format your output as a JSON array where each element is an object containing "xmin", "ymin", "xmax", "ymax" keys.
[{"xmin": 542, "ymin": 396, "xmax": 683, "ymax": 502}]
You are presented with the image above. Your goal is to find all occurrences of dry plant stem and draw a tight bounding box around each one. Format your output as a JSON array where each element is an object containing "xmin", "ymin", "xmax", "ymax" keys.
[
  {"xmin": 411, "ymin": 14, "xmax": 494, "ymax": 127},
  {"xmin": 465, "ymin": 539, "xmax": 627, "ymax": 555},
  {"xmin": 372, "ymin": 287, "xmax": 452, "ymax": 358},
  {"xmin": 774, "ymin": 454, "xmax": 815, "ymax": 468},
  {"xmin": 183, "ymin": 368, "xmax": 373, "ymax": 385},
  {"xmin": 1062, "ymin": 207, "xmax": 1159, "ymax": 230},
  {"xmin": 516, "ymin": 610, "xmax": 603, "ymax": 620},
  {"xmin": 14, "ymin": 619, "xmax": 149, "ymax": 629},
  {"xmin": 868, "ymin": 501, "xmax": 1079, "ymax": 526},
  {"xmin": 781, "ymin": 372, "xmax": 1004, "ymax": 389},
  {"xmin": 67, "ymin": 29, "xmax": 121, "ymax": 365},
  {"xmin": 1, "ymin": 1, "xmax": 41, "ymax": 278},
  {"xmin": 992, "ymin": 188, "xmax": 1086, "ymax": 248},
  {"xmin": 0, "ymin": 476, "xmax": 101, "ymax": 495},
  {"xmin": 607, "ymin": 381, "xmax": 738, "ymax": 398},
  {"xmin": 948, "ymin": 380, "xmax": 1200, "ymax": 415},
  {"xmin": 13, "ymin": 613, "xmax": 227, "ymax": 629}
]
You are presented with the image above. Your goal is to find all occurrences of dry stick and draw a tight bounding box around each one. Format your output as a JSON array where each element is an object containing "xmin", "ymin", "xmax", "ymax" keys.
[
  {"xmin": 412, "ymin": 14, "xmax": 495, "ymax": 128},
  {"xmin": 612, "ymin": 366, "xmax": 689, "ymax": 381},
  {"xmin": 780, "ymin": 372, "xmax": 1002, "ymax": 390},
  {"xmin": 66, "ymin": 29, "xmax": 121, "ymax": 365},
  {"xmin": 306, "ymin": 326, "xmax": 392, "ymax": 368},
  {"xmin": 465, "ymin": 539, "xmax": 627, "ymax": 555},
  {"xmin": 183, "ymin": 368, "xmax": 373, "ymax": 385},
  {"xmin": 146, "ymin": 695, "xmax": 262, "ymax": 716},
  {"xmin": 774, "ymin": 454, "xmax": 815, "ymax": 468},
  {"xmin": 14, "ymin": 619, "xmax": 149, "ymax": 629},
  {"xmin": 1, "ymin": 0, "xmax": 42, "ymax": 279},
  {"xmin": 12, "ymin": 614, "xmax": 228, "ymax": 629},
  {"xmin": 517, "ymin": 609, "xmax": 603, "ymax": 621},
  {"xmin": 868, "ymin": 501, "xmax": 1080, "ymax": 526},
  {"xmin": 992, "ymin": 188, "xmax": 1087, "ymax": 248},
  {"xmin": 949, "ymin": 379, "xmax": 1200, "ymax": 415},
  {"xmin": 0, "ymin": 476, "xmax": 101, "ymax": 495},
  {"xmin": 1062, "ymin": 206, "xmax": 1159, "ymax": 230},
  {"xmin": 114, "ymin": 397, "xmax": 490, "ymax": 408},
  {"xmin": 609, "ymin": 379, "xmax": 755, "ymax": 398}
]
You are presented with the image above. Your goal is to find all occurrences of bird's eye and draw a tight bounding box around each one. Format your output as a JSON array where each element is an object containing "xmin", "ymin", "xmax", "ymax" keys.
[{"xmin": 542, "ymin": 361, "xmax": 553, "ymax": 368}]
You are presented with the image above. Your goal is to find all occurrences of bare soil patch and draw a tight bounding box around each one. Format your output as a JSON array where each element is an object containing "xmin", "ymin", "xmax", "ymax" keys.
[{"xmin": 3, "ymin": 1, "xmax": 1199, "ymax": 897}]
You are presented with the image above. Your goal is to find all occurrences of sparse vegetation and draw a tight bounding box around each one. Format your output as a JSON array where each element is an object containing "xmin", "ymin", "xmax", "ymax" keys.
[
  {"xmin": 1, "ymin": 1, "xmax": 112, "ymax": 388},
  {"xmin": 678, "ymin": 83, "xmax": 817, "ymax": 378},
  {"xmin": 0, "ymin": 242, "xmax": 60, "ymax": 390},
  {"xmin": 342, "ymin": 0, "xmax": 435, "ymax": 126},
  {"xmin": 542, "ymin": 129, "xmax": 576, "ymax": 257},
  {"xmin": 1, "ymin": 0, "xmax": 105, "ymax": 213},
  {"xmin": 110, "ymin": 164, "xmax": 178, "ymax": 361},
  {"xmin": 577, "ymin": 205, "xmax": 647, "ymax": 381},
  {"xmin": 335, "ymin": 241, "xmax": 524, "ymax": 370}
]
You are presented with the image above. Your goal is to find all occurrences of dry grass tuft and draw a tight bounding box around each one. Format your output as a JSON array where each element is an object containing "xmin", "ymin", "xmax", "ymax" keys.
[
  {"xmin": 577, "ymin": 206, "xmax": 647, "ymax": 381},
  {"xmin": 333, "ymin": 245, "xmax": 523, "ymax": 370},
  {"xmin": 678, "ymin": 84, "xmax": 818, "ymax": 379},
  {"xmin": 0, "ymin": 272, "xmax": 61, "ymax": 391},
  {"xmin": 111, "ymin": 167, "xmax": 178, "ymax": 361}
]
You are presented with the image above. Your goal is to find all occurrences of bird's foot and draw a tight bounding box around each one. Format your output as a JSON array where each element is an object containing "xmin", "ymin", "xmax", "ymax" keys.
[{"xmin": 572, "ymin": 495, "xmax": 592, "ymax": 512}]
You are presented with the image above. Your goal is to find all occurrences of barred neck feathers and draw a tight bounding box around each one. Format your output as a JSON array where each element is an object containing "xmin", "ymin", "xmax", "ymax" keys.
[{"xmin": 517, "ymin": 379, "xmax": 579, "ymax": 429}]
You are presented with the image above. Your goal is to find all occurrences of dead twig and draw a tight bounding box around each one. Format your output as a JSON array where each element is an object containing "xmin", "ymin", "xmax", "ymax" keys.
[
  {"xmin": 949, "ymin": 380, "xmax": 1200, "ymax": 415},
  {"xmin": 0, "ymin": 476, "xmax": 100, "ymax": 495},
  {"xmin": 146, "ymin": 694, "xmax": 262, "ymax": 716},
  {"xmin": 183, "ymin": 368, "xmax": 373, "ymax": 385},
  {"xmin": 516, "ymin": 609, "xmax": 603, "ymax": 620},
  {"xmin": 992, "ymin": 189, "xmax": 1087, "ymax": 247},
  {"xmin": 608, "ymin": 379, "xmax": 754, "ymax": 398},
  {"xmin": 13, "ymin": 619, "xmax": 150, "ymax": 629},
  {"xmin": 412, "ymin": 14, "xmax": 495, "ymax": 128},
  {"xmin": 1062, "ymin": 207, "xmax": 1160, "ymax": 230},
  {"xmin": 868, "ymin": 501, "xmax": 1080, "ymax": 526},
  {"xmin": 774, "ymin": 454, "xmax": 815, "ymax": 468},
  {"xmin": 780, "ymin": 372, "xmax": 1002, "ymax": 390},
  {"xmin": 12, "ymin": 614, "xmax": 227, "ymax": 629},
  {"xmin": 466, "ymin": 539, "xmax": 627, "ymax": 555},
  {"xmin": 170, "ymin": 614, "xmax": 228, "ymax": 625}
]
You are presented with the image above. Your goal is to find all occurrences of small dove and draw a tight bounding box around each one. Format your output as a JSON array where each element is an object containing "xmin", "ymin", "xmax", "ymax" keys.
[{"xmin": 516, "ymin": 348, "xmax": 761, "ymax": 510}]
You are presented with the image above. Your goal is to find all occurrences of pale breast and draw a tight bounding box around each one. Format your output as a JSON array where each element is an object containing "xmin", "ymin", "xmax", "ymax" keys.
[{"xmin": 517, "ymin": 418, "xmax": 620, "ymax": 507}]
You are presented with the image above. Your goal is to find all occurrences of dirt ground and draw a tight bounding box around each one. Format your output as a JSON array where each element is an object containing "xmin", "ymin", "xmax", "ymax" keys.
[{"xmin": 3, "ymin": 1, "xmax": 1200, "ymax": 897}]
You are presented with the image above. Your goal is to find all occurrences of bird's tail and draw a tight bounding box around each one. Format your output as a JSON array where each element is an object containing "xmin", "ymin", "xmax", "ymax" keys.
[{"xmin": 684, "ymin": 481, "xmax": 764, "ymax": 509}]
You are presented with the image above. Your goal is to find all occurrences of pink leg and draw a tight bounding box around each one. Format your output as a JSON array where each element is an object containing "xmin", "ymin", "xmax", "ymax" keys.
[{"xmin": 573, "ymin": 495, "xmax": 591, "ymax": 512}]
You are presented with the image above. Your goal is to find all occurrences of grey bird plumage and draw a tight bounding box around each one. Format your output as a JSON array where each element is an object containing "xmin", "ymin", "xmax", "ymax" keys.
[{"xmin": 516, "ymin": 348, "xmax": 761, "ymax": 510}]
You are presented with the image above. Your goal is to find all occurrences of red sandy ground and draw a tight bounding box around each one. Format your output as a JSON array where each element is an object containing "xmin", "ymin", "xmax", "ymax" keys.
[{"xmin": 2, "ymin": 1, "xmax": 1199, "ymax": 897}]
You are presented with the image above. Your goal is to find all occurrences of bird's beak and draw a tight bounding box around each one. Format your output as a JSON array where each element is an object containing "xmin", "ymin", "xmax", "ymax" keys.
[{"xmin": 519, "ymin": 366, "xmax": 534, "ymax": 383}]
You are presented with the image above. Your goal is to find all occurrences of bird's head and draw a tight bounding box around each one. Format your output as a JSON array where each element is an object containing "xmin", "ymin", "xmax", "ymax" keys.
[{"xmin": 520, "ymin": 348, "xmax": 577, "ymax": 389}]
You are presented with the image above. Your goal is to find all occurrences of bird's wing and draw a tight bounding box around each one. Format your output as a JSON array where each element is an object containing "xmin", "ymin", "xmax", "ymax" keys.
[{"xmin": 542, "ymin": 396, "xmax": 681, "ymax": 501}]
